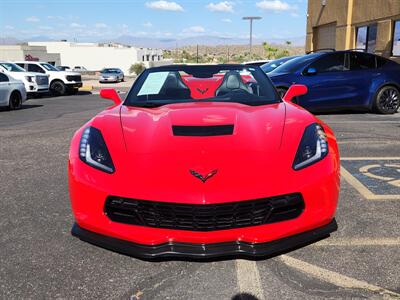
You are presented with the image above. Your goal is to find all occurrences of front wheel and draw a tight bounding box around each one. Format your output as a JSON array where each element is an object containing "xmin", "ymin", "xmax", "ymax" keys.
[
  {"xmin": 373, "ymin": 86, "xmax": 400, "ymax": 114},
  {"xmin": 9, "ymin": 91, "xmax": 22, "ymax": 110},
  {"xmin": 50, "ymin": 81, "xmax": 66, "ymax": 96}
]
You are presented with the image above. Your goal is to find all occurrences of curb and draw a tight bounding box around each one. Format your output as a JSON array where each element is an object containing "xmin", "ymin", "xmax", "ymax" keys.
[{"xmin": 79, "ymin": 85, "xmax": 93, "ymax": 92}]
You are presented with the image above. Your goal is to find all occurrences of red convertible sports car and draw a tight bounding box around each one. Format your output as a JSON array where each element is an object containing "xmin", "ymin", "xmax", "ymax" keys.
[{"xmin": 69, "ymin": 64, "xmax": 340, "ymax": 259}]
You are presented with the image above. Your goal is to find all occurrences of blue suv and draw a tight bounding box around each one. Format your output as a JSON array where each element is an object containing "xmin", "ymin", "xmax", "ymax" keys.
[{"xmin": 268, "ymin": 51, "xmax": 400, "ymax": 114}]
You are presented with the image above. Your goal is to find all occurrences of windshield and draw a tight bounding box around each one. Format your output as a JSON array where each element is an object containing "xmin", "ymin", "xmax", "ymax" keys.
[
  {"xmin": 0, "ymin": 62, "xmax": 26, "ymax": 72},
  {"xmin": 269, "ymin": 54, "xmax": 322, "ymax": 74},
  {"xmin": 125, "ymin": 65, "xmax": 280, "ymax": 107},
  {"xmin": 261, "ymin": 56, "xmax": 297, "ymax": 73},
  {"xmin": 102, "ymin": 68, "xmax": 119, "ymax": 73},
  {"xmin": 40, "ymin": 63, "xmax": 59, "ymax": 71}
]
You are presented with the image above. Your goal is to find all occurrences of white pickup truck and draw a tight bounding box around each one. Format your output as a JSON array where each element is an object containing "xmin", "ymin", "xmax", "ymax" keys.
[
  {"xmin": 0, "ymin": 62, "xmax": 49, "ymax": 97},
  {"xmin": 15, "ymin": 61, "xmax": 83, "ymax": 96}
]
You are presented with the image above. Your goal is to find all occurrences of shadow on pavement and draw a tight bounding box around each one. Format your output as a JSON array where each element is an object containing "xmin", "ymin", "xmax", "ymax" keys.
[
  {"xmin": 0, "ymin": 104, "xmax": 43, "ymax": 112},
  {"xmin": 232, "ymin": 293, "xmax": 259, "ymax": 300}
]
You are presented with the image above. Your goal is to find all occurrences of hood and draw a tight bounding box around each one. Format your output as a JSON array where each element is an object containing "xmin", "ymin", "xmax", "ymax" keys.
[
  {"xmin": 57, "ymin": 71, "xmax": 81, "ymax": 76},
  {"xmin": 117, "ymin": 101, "xmax": 288, "ymax": 204}
]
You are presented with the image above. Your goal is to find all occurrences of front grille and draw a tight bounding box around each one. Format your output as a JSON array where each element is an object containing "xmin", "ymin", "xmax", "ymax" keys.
[
  {"xmin": 104, "ymin": 193, "xmax": 304, "ymax": 231},
  {"xmin": 66, "ymin": 75, "xmax": 82, "ymax": 82},
  {"xmin": 35, "ymin": 75, "xmax": 49, "ymax": 86},
  {"xmin": 172, "ymin": 125, "xmax": 234, "ymax": 136}
]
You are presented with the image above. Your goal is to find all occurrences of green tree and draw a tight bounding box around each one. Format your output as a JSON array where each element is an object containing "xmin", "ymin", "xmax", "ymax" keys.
[
  {"xmin": 262, "ymin": 42, "xmax": 279, "ymax": 59},
  {"xmin": 285, "ymin": 40, "xmax": 292, "ymax": 46},
  {"xmin": 129, "ymin": 63, "xmax": 145, "ymax": 75},
  {"xmin": 276, "ymin": 49, "xmax": 290, "ymax": 58}
]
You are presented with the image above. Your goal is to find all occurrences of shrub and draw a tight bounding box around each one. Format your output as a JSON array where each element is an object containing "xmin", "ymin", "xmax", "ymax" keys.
[{"xmin": 129, "ymin": 63, "xmax": 145, "ymax": 75}]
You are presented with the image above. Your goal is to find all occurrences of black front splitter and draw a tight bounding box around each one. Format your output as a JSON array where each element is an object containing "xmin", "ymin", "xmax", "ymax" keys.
[{"xmin": 71, "ymin": 219, "xmax": 337, "ymax": 260}]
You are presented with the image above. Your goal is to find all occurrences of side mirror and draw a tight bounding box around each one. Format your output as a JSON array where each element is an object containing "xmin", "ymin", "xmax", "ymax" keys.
[
  {"xmin": 283, "ymin": 84, "xmax": 308, "ymax": 103},
  {"xmin": 100, "ymin": 89, "xmax": 122, "ymax": 105},
  {"xmin": 305, "ymin": 67, "xmax": 317, "ymax": 76}
]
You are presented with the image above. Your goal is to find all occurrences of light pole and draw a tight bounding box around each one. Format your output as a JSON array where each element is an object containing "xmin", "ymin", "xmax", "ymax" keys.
[{"xmin": 242, "ymin": 16, "xmax": 262, "ymax": 59}]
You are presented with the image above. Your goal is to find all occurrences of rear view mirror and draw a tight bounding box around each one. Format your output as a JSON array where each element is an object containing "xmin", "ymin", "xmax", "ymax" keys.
[
  {"xmin": 283, "ymin": 84, "xmax": 308, "ymax": 103},
  {"xmin": 100, "ymin": 89, "xmax": 122, "ymax": 105},
  {"xmin": 305, "ymin": 67, "xmax": 317, "ymax": 76}
]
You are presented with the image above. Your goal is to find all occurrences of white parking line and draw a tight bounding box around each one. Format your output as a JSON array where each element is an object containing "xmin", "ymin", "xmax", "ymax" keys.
[
  {"xmin": 235, "ymin": 259, "xmax": 265, "ymax": 300},
  {"xmin": 313, "ymin": 238, "xmax": 400, "ymax": 246},
  {"xmin": 280, "ymin": 255, "xmax": 400, "ymax": 298}
]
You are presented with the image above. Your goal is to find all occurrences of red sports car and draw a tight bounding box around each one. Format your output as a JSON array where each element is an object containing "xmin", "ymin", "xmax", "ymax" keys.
[{"xmin": 69, "ymin": 65, "xmax": 340, "ymax": 259}]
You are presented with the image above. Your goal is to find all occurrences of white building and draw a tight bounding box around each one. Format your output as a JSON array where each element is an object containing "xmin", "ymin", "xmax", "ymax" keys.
[
  {"xmin": 0, "ymin": 44, "xmax": 61, "ymax": 65},
  {"xmin": 28, "ymin": 41, "xmax": 166, "ymax": 74}
]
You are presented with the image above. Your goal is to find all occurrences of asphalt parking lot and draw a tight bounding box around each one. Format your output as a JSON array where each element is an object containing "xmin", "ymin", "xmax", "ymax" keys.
[{"xmin": 0, "ymin": 94, "xmax": 399, "ymax": 299}]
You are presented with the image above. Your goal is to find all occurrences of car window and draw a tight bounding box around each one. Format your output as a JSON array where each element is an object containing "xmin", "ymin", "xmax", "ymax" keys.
[
  {"xmin": 376, "ymin": 56, "xmax": 389, "ymax": 68},
  {"xmin": 40, "ymin": 63, "xmax": 59, "ymax": 71},
  {"xmin": 308, "ymin": 53, "xmax": 348, "ymax": 73},
  {"xmin": 27, "ymin": 64, "xmax": 45, "ymax": 73},
  {"xmin": 15, "ymin": 63, "xmax": 25, "ymax": 69},
  {"xmin": 269, "ymin": 54, "xmax": 321, "ymax": 74},
  {"xmin": 350, "ymin": 52, "xmax": 376, "ymax": 70},
  {"xmin": 261, "ymin": 57, "xmax": 296, "ymax": 73},
  {"xmin": 0, "ymin": 63, "xmax": 26, "ymax": 72},
  {"xmin": 0, "ymin": 73, "xmax": 9, "ymax": 82}
]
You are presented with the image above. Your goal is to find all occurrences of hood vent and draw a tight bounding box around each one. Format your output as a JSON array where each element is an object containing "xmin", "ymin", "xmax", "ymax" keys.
[{"xmin": 172, "ymin": 125, "xmax": 234, "ymax": 136}]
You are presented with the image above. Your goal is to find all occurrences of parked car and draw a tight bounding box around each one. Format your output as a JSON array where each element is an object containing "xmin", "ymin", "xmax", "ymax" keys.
[
  {"xmin": 268, "ymin": 51, "xmax": 400, "ymax": 114},
  {"xmin": 261, "ymin": 56, "xmax": 299, "ymax": 73},
  {"xmin": 57, "ymin": 66, "xmax": 71, "ymax": 71},
  {"xmin": 0, "ymin": 72, "xmax": 27, "ymax": 110},
  {"xmin": 69, "ymin": 64, "xmax": 340, "ymax": 259},
  {"xmin": 243, "ymin": 59, "xmax": 271, "ymax": 67},
  {"xmin": 99, "ymin": 68, "xmax": 124, "ymax": 83},
  {"xmin": 73, "ymin": 66, "xmax": 88, "ymax": 72},
  {"xmin": 15, "ymin": 61, "xmax": 83, "ymax": 96},
  {"xmin": 0, "ymin": 62, "xmax": 49, "ymax": 97}
]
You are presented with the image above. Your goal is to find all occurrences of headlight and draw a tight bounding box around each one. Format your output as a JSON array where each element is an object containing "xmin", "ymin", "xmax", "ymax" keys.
[
  {"xmin": 79, "ymin": 127, "xmax": 115, "ymax": 173},
  {"xmin": 25, "ymin": 76, "xmax": 34, "ymax": 82},
  {"xmin": 293, "ymin": 123, "xmax": 328, "ymax": 170}
]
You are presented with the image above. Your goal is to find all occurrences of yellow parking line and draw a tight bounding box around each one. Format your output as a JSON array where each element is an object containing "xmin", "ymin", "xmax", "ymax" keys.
[
  {"xmin": 280, "ymin": 255, "xmax": 400, "ymax": 298},
  {"xmin": 313, "ymin": 238, "xmax": 400, "ymax": 246},
  {"xmin": 235, "ymin": 260, "xmax": 265, "ymax": 300}
]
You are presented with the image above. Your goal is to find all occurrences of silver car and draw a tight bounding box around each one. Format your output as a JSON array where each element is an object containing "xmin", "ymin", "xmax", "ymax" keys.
[
  {"xmin": 99, "ymin": 68, "xmax": 124, "ymax": 83},
  {"xmin": 0, "ymin": 72, "xmax": 27, "ymax": 110}
]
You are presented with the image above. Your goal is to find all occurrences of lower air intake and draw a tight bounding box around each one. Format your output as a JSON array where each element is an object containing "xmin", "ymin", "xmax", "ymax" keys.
[{"xmin": 104, "ymin": 193, "xmax": 304, "ymax": 231}]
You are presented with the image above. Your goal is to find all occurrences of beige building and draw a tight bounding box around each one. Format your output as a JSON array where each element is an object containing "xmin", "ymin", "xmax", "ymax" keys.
[
  {"xmin": 306, "ymin": 0, "xmax": 400, "ymax": 62},
  {"xmin": 0, "ymin": 45, "xmax": 61, "ymax": 65}
]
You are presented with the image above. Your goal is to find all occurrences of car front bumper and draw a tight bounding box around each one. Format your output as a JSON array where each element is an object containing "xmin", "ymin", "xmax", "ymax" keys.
[
  {"xmin": 66, "ymin": 82, "xmax": 83, "ymax": 89},
  {"xmin": 72, "ymin": 219, "xmax": 337, "ymax": 259},
  {"xmin": 99, "ymin": 77, "xmax": 118, "ymax": 82}
]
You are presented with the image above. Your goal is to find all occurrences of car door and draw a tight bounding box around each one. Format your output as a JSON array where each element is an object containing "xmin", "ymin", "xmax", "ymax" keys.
[
  {"xmin": 299, "ymin": 52, "xmax": 356, "ymax": 110},
  {"xmin": 0, "ymin": 73, "xmax": 10, "ymax": 105},
  {"xmin": 346, "ymin": 52, "xmax": 377, "ymax": 106},
  {"xmin": 26, "ymin": 63, "xmax": 46, "ymax": 74}
]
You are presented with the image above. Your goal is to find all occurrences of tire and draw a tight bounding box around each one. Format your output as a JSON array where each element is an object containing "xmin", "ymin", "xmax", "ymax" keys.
[
  {"xmin": 276, "ymin": 87, "xmax": 288, "ymax": 99},
  {"xmin": 9, "ymin": 91, "xmax": 22, "ymax": 110},
  {"xmin": 50, "ymin": 80, "xmax": 67, "ymax": 96},
  {"xmin": 373, "ymin": 86, "xmax": 400, "ymax": 114},
  {"xmin": 121, "ymin": 76, "xmax": 124, "ymax": 82}
]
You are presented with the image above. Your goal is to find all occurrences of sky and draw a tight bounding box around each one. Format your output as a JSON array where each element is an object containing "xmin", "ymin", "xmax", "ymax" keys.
[{"xmin": 0, "ymin": 0, "xmax": 307, "ymax": 43}]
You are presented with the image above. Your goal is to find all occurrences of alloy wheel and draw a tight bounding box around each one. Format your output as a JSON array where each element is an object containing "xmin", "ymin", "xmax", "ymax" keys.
[{"xmin": 378, "ymin": 87, "xmax": 400, "ymax": 113}]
